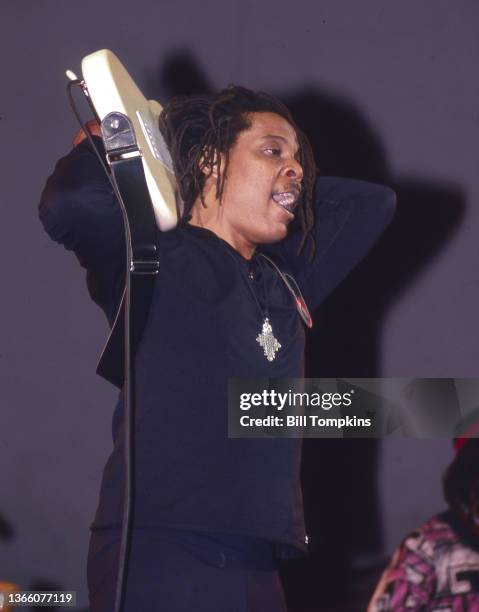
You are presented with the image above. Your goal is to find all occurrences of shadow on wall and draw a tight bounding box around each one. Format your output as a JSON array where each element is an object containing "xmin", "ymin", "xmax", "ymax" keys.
[
  {"xmin": 145, "ymin": 50, "xmax": 465, "ymax": 610},
  {"xmin": 0, "ymin": 514, "xmax": 14, "ymax": 541},
  {"xmin": 285, "ymin": 88, "xmax": 465, "ymax": 609}
]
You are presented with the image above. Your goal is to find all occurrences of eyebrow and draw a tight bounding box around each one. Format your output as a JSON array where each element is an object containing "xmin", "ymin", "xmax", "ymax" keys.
[{"xmin": 261, "ymin": 134, "xmax": 300, "ymax": 155}]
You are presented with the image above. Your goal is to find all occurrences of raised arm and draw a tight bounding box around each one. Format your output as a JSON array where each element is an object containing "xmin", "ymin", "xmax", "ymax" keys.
[
  {"xmin": 264, "ymin": 176, "xmax": 396, "ymax": 311},
  {"xmin": 38, "ymin": 135, "xmax": 126, "ymax": 323}
]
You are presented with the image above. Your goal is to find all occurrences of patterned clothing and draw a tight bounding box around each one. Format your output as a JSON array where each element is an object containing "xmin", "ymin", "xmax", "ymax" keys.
[{"xmin": 369, "ymin": 511, "xmax": 479, "ymax": 611}]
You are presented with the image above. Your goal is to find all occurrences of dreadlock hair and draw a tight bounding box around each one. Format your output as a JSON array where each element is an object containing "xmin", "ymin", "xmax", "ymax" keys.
[
  {"xmin": 443, "ymin": 439, "xmax": 479, "ymax": 514},
  {"xmin": 159, "ymin": 85, "xmax": 317, "ymax": 256}
]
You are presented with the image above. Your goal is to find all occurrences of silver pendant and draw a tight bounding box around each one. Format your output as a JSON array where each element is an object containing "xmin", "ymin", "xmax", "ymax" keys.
[{"xmin": 256, "ymin": 317, "xmax": 281, "ymax": 362}]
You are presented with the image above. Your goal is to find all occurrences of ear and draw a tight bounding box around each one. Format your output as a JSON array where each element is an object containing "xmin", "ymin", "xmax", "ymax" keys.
[{"xmin": 199, "ymin": 149, "xmax": 220, "ymax": 178}]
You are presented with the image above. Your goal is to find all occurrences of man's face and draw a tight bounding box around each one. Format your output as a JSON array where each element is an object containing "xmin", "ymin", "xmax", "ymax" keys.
[{"xmin": 216, "ymin": 112, "xmax": 303, "ymax": 248}]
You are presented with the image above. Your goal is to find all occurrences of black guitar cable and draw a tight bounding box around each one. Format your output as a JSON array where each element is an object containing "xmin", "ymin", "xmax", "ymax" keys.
[{"xmin": 66, "ymin": 78, "xmax": 137, "ymax": 612}]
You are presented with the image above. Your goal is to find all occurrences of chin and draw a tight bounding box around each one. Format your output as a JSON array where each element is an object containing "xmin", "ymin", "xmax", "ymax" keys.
[{"xmin": 257, "ymin": 224, "xmax": 289, "ymax": 245}]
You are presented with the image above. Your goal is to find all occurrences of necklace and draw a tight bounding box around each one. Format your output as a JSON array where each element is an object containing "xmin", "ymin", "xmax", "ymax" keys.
[
  {"xmin": 256, "ymin": 318, "xmax": 282, "ymax": 362},
  {"xmin": 220, "ymin": 241, "xmax": 312, "ymax": 362},
  {"xmin": 258, "ymin": 253, "xmax": 313, "ymax": 329},
  {"xmin": 243, "ymin": 255, "xmax": 282, "ymax": 362}
]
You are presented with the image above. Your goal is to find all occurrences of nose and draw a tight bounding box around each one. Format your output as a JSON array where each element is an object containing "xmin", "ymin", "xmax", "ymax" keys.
[{"xmin": 282, "ymin": 158, "xmax": 303, "ymax": 183}]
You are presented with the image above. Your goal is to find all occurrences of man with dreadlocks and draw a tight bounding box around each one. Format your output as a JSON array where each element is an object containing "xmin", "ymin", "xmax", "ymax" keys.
[{"xmin": 39, "ymin": 85, "xmax": 395, "ymax": 611}]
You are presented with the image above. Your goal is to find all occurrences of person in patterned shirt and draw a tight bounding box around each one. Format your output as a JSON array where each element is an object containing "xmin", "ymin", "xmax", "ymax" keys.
[{"xmin": 368, "ymin": 439, "xmax": 479, "ymax": 611}]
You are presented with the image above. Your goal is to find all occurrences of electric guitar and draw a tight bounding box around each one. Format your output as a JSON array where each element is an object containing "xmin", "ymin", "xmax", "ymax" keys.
[
  {"xmin": 74, "ymin": 49, "xmax": 180, "ymax": 386},
  {"xmin": 81, "ymin": 48, "xmax": 180, "ymax": 230}
]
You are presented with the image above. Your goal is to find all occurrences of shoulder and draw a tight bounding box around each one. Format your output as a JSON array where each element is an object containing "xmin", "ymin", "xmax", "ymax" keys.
[
  {"xmin": 155, "ymin": 224, "xmax": 238, "ymax": 301},
  {"xmin": 404, "ymin": 514, "xmax": 456, "ymax": 550}
]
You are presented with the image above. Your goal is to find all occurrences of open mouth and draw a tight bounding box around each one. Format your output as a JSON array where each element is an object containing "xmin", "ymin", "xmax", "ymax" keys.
[{"xmin": 271, "ymin": 190, "xmax": 300, "ymax": 214}]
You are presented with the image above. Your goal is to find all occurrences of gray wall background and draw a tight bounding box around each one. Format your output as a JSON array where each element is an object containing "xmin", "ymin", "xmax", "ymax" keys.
[{"xmin": 1, "ymin": 0, "xmax": 477, "ymax": 606}]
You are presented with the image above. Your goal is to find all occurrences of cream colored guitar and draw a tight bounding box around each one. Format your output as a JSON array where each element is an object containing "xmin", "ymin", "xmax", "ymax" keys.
[
  {"xmin": 66, "ymin": 49, "xmax": 180, "ymax": 386},
  {"xmin": 80, "ymin": 49, "xmax": 179, "ymax": 230}
]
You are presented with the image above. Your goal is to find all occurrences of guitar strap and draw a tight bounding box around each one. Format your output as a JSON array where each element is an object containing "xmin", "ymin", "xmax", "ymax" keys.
[
  {"xmin": 96, "ymin": 267, "xmax": 156, "ymax": 389},
  {"xmin": 95, "ymin": 112, "xmax": 160, "ymax": 388}
]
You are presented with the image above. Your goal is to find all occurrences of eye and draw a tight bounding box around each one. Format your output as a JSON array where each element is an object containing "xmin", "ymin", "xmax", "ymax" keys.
[{"xmin": 264, "ymin": 147, "xmax": 281, "ymax": 157}]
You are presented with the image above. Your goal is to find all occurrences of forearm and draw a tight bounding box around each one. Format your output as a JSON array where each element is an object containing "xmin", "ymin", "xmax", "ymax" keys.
[{"xmin": 307, "ymin": 176, "xmax": 396, "ymax": 307}]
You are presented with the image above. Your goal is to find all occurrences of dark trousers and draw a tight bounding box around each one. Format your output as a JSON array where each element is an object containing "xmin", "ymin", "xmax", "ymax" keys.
[{"xmin": 87, "ymin": 528, "xmax": 288, "ymax": 611}]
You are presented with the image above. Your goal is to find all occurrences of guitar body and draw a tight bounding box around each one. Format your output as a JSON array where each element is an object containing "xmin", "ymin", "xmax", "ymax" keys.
[
  {"xmin": 81, "ymin": 49, "xmax": 179, "ymax": 230},
  {"xmin": 78, "ymin": 49, "xmax": 179, "ymax": 386}
]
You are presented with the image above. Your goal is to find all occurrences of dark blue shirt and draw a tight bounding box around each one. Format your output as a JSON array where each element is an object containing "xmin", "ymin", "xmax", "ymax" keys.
[{"xmin": 39, "ymin": 138, "xmax": 395, "ymax": 554}]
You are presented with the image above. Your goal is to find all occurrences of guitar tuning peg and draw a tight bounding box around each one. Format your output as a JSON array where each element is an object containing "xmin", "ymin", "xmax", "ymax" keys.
[{"xmin": 65, "ymin": 69, "xmax": 79, "ymax": 81}]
